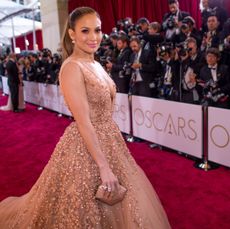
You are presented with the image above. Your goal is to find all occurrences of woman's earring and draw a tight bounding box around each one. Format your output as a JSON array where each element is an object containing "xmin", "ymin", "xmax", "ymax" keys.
[{"xmin": 72, "ymin": 40, "xmax": 75, "ymax": 44}]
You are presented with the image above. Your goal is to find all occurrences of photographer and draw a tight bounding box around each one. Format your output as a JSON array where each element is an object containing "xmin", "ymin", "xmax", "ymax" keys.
[
  {"xmin": 201, "ymin": 0, "xmax": 212, "ymax": 33},
  {"xmin": 220, "ymin": 18, "xmax": 230, "ymax": 66},
  {"xmin": 178, "ymin": 38, "xmax": 206, "ymax": 104},
  {"xmin": 22, "ymin": 57, "xmax": 35, "ymax": 81},
  {"xmin": 162, "ymin": 0, "xmax": 190, "ymax": 42},
  {"xmin": 171, "ymin": 16, "xmax": 202, "ymax": 48},
  {"xmin": 109, "ymin": 32, "xmax": 120, "ymax": 62},
  {"xmin": 157, "ymin": 43, "xmax": 180, "ymax": 100},
  {"xmin": 199, "ymin": 48, "xmax": 230, "ymax": 109},
  {"xmin": 95, "ymin": 34, "xmax": 113, "ymax": 65},
  {"xmin": 40, "ymin": 48, "xmax": 53, "ymax": 84},
  {"xmin": 201, "ymin": 14, "xmax": 221, "ymax": 51},
  {"xmin": 129, "ymin": 36, "xmax": 157, "ymax": 97},
  {"xmin": 50, "ymin": 53, "xmax": 61, "ymax": 85},
  {"xmin": 116, "ymin": 17, "xmax": 133, "ymax": 35},
  {"xmin": 28, "ymin": 53, "xmax": 40, "ymax": 82},
  {"xmin": 34, "ymin": 48, "xmax": 52, "ymax": 83},
  {"xmin": 210, "ymin": 0, "xmax": 228, "ymax": 30},
  {"xmin": 106, "ymin": 35, "xmax": 132, "ymax": 93},
  {"xmin": 136, "ymin": 17, "xmax": 150, "ymax": 37},
  {"xmin": 142, "ymin": 22, "xmax": 164, "ymax": 52}
]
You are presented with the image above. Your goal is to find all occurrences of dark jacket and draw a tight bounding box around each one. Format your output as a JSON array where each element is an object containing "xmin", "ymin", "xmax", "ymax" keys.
[
  {"xmin": 172, "ymin": 28, "xmax": 202, "ymax": 47},
  {"xmin": 111, "ymin": 47, "xmax": 132, "ymax": 76},
  {"xmin": 199, "ymin": 64, "xmax": 230, "ymax": 95},
  {"xmin": 157, "ymin": 59, "xmax": 181, "ymax": 100},
  {"xmin": 162, "ymin": 10, "xmax": 190, "ymax": 30},
  {"xmin": 110, "ymin": 47, "xmax": 132, "ymax": 93},
  {"xmin": 198, "ymin": 64, "xmax": 230, "ymax": 108},
  {"xmin": 130, "ymin": 48, "xmax": 156, "ymax": 84},
  {"xmin": 6, "ymin": 59, "xmax": 19, "ymax": 86}
]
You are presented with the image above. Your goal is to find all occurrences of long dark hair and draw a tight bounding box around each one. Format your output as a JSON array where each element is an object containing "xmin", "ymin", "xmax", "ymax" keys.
[{"xmin": 61, "ymin": 7, "xmax": 100, "ymax": 60}]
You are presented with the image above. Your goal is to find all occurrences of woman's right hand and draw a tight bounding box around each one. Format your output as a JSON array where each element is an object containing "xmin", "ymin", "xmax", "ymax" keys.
[{"xmin": 99, "ymin": 166, "xmax": 119, "ymax": 193}]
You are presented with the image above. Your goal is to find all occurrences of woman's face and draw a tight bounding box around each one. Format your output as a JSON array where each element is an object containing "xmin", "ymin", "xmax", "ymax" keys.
[{"xmin": 69, "ymin": 13, "xmax": 102, "ymax": 55}]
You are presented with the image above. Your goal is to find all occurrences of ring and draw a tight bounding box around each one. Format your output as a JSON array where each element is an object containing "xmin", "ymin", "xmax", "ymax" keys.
[{"xmin": 100, "ymin": 185, "xmax": 108, "ymax": 190}]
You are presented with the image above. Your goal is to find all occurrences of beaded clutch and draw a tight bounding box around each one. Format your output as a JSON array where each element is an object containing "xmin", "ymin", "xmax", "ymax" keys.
[{"xmin": 95, "ymin": 184, "xmax": 127, "ymax": 206}]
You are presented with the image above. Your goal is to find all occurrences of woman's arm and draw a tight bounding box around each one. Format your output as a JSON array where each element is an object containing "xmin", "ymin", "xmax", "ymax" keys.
[{"xmin": 59, "ymin": 61, "xmax": 118, "ymax": 191}]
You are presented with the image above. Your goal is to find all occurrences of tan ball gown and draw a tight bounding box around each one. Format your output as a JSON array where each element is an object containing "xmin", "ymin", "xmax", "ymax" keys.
[{"xmin": 0, "ymin": 58, "xmax": 171, "ymax": 229}]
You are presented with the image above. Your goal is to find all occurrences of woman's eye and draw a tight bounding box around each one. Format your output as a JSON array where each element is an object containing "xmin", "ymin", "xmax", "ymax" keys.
[
  {"xmin": 81, "ymin": 29, "xmax": 89, "ymax": 33},
  {"xmin": 95, "ymin": 28, "xmax": 102, "ymax": 33}
]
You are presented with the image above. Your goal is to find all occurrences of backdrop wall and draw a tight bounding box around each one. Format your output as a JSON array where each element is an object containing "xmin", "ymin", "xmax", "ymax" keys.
[
  {"xmin": 68, "ymin": 0, "xmax": 230, "ymax": 34},
  {"xmin": 14, "ymin": 30, "xmax": 43, "ymax": 51},
  {"xmin": 13, "ymin": 0, "xmax": 230, "ymax": 52},
  {"xmin": 68, "ymin": 0, "xmax": 202, "ymax": 34}
]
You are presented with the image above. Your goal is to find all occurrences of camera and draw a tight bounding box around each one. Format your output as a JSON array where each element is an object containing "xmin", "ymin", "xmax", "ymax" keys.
[
  {"xmin": 41, "ymin": 48, "xmax": 51, "ymax": 58},
  {"xmin": 158, "ymin": 84, "xmax": 174, "ymax": 99},
  {"xmin": 176, "ymin": 42, "xmax": 192, "ymax": 57},
  {"xmin": 116, "ymin": 18, "xmax": 132, "ymax": 31},
  {"xmin": 128, "ymin": 24, "xmax": 141, "ymax": 33},
  {"xmin": 119, "ymin": 61, "xmax": 132, "ymax": 78},
  {"xmin": 158, "ymin": 43, "xmax": 173, "ymax": 57},
  {"xmin": 99, "ymin": 56, "xmax": 112, "ymax": 67},
  {"xmin": 53, "ymin": 53, "xmax": 61, "ymax": 63},
  {"xmin": 201, "ymin": 80, "xmax": 228, "ymax": 105},
  {"xmin": 166, "ymin": 15, "xmax": 176, "ymax": 29}
]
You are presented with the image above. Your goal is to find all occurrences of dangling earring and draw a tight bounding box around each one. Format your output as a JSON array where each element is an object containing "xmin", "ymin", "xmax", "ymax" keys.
[{"xmin": 72, "ymin": 40, "xmax": 75, "ymax": 44}]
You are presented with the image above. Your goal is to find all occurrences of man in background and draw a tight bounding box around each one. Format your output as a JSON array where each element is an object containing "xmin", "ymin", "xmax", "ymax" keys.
[{"xmin": 6, "ymin": 53, "xmax": 21, "ymax": 112}]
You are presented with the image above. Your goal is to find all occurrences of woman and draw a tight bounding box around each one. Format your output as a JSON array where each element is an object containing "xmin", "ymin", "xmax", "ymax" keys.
[
  {"xmin": 17, "ymin": 57, "xmax": 25, "ymax": 110},
  {"xmin": 0, "ymin": 7, "xmax": 171, "ymax": 228}
]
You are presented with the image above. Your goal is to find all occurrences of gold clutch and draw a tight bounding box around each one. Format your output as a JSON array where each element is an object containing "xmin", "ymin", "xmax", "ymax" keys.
[{"xmin": 95, "ymin": 184, "xmax": 127, "ymax": 206}]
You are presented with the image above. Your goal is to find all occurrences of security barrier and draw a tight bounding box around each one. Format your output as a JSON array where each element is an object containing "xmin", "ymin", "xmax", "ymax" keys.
[
  {"xmin": 1, "ymin": 76, "xmax": 229, "ymax": 168},
  {"xmin": 132, "ymin": 96, "xmax": 203, "ymax": 158},
  {"xmin": 208, "ymin": 107, "xmax": 230, "ymax": 167}
]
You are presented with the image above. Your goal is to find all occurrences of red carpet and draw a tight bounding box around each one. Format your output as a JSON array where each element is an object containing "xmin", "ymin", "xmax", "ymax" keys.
[{"xmin": 0, "ymin": 94, "xmax": 230, "ymax": 229}]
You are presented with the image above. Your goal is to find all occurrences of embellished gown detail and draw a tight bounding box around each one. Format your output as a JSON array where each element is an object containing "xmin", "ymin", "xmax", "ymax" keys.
[{"xmin": 0, "ymin": 58, "xmax": 171, "ymax": 229}]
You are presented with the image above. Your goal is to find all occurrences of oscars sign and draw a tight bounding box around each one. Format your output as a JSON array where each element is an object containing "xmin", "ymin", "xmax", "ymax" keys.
[
  {"xmin": 23, "ymin": 81, "xmax": 40, "ymax": 105},
  {"xmin": 112, "ymin": 93, "xmax": 130, "ymax": 134},
  {"xmin": 208, "ymin": 107, "xmax": 230, "ymax": 167},
  {"xmin": 132, "ymin": 96, "xmax": 203, "ymax": 158},
  {"xmin": 38, "ymin": 84, "xmax": 59, "ymax": 112}
]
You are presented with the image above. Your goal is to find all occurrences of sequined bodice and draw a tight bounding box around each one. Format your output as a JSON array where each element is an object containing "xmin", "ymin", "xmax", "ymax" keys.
[{"xmin": 61, "ymin": 58, "xmax": 116, "ymax": 123}]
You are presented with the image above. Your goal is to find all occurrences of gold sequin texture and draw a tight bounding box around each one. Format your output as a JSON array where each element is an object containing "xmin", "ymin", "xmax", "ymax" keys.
[{"xmin": 0, "ymin": 58, "xmax": 171, "ymax": 229}]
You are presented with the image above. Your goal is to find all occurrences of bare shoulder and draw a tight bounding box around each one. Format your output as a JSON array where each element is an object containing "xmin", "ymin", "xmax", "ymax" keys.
[{"xmin": 59, "ymin": 58, "xmax": 84, "ymax": 83}]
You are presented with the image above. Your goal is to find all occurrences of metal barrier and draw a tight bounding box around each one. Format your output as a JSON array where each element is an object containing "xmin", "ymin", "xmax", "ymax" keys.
[{"xmin": 1, "ymin": 76, "xmax": 229, "ymax": 169}]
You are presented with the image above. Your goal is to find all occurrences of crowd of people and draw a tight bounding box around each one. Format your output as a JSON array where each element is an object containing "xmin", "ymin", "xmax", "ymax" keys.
[
  {"xmin": 0, "ymin": 49, "xmax": 62, "ymax": 85},
  {"xmin": 0, "ymin": 50, "xmax": 62, "ymax": 112},
  {"xmin": 0, "ymin": 0, "xmax": 230, "ymax": 109},
  {"xmin": 95, "ymin": 0, "xmax": 230, "ymax": 109}
]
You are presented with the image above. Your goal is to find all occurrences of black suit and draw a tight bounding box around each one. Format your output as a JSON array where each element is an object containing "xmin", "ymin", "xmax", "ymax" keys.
[
  {"xmin": 208, "ymin": 30, "xmax": 221, "ymax": 48},
  {"xmin": 157, "ymin": 59, "xmax": 180, "ymax": 101},
  {"xmin": 111, "ymin": 47, "xmax": 132, "ymax": 93},
  {"xmin": 162, "ymin": 10, "xmax": 190, "ymax": 28},
  {"xmin": 201, "ymin": 7, "xmax": 228, "ymax": 33},
  {"xmin": 162, "ymin": 10, "xmax": 190, "ymax": 42},
  {"xmin": 180, "ymin": 52, "xmax": 206, "ymax": 103},
  {"xmin": 130, "ymin": 49, "xmax": 157, "ymax": 97},
  {"xmin": 202, "ymin": 30, "xmax": 221, "ymax": 51},
  {"xmin": 6, "ymin": 59, "xmax": 20, "ymax": 111},
  {"xmin": 142, "ymin": 33, "xmax": 164, "ymax": 52},
  {"xmin": 199, "ymin": 64, "xmax": 230, "ymax": 108},
  {"xmin": 172, "ymin": 28, "xmax": 202, "ymax": 47}
]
